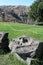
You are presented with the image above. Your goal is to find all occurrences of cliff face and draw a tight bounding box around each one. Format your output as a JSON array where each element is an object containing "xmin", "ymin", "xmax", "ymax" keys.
[{"xmin": 0, "ymin": 6, "xmax": 29, "ymax": 23}]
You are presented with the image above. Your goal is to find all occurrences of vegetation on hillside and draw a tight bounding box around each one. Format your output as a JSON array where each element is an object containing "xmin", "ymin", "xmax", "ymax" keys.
[
  {"xmin": 0, "ymin": 6, "xmax": 29, "ymax": 23},
  {"xmin": 29, "ymin": 0, "xmax": 43, "ymax": 22}
]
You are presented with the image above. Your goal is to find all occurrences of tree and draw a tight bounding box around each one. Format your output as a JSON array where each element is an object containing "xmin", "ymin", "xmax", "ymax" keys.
[
  {"xmin": 37, "ymin": 2, "xmax": 43, "ymax": 21},
  {"xmin": 29, "ymin": 0, "xmax": 43, "ymax": 22}
]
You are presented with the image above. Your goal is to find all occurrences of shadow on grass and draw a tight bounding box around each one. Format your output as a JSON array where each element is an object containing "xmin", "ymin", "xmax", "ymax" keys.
[{"xmin": 0, "ymin": 47, "xmax": 11, "ymax": 55}]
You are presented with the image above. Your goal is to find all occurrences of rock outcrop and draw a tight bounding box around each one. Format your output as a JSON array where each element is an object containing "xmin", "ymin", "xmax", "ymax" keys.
[
  {"xmin": 9, "ymin": 36, "xmax": 43, "ymax": 60},
  {"xmin": 9, "ymin": 36, "xmax": 43, "ymax": 65}
]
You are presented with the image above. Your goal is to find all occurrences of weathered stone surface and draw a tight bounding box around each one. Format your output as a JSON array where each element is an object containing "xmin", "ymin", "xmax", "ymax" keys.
[
  {"xmin": 0, "ymin": 32, "xmax": 9, "ymax": 52},
  {"xmin": 9, "ymin": 36, "xmax": 43, "ymax": 59}
]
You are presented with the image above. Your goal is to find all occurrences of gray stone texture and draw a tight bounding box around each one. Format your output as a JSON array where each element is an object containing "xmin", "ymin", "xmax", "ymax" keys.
[{"xmin": 9, "ymin": 36, "xmax": 43, "ymax": 59}]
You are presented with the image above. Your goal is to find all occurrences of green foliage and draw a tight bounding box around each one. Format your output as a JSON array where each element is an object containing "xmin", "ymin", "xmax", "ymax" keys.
[
  {"xmin": 29, "ymin": 1, "xmax": 38, "ymax": 20},
  {"xmin": 29, "ymin": 0, "xmax": 43, "ymax": 22},
  {"xmin": 31, "ymin": 60, "xmax": 43, "ymax": 65},
  {"xmin": 37, "ymin": 1, "xmax": 43, "ymax": 21}
]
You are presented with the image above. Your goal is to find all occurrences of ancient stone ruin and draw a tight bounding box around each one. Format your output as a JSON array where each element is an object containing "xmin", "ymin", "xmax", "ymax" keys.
[
  {"xmin": 9, "ymin": 35, "xmax": 43, "ymax": 65},
  {"xmin": 0, "ymin": 32, "xmax": 9, "ymax": 52}
]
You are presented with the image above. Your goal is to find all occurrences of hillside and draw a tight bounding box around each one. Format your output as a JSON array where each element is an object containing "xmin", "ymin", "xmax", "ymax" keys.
[{"xmin": 0, "ymin": 6, "xmax": 29, "ymax": 23}]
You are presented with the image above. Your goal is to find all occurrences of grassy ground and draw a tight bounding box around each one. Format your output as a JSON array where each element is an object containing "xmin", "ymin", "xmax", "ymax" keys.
[
  {"xmin": 0, "ymin": 22, "xmax": 43, "ymax": 41},
  {"xmin": 0, "ymin": 22, "xmax": 43, "ymax": 65},
  {"xmin": 0, "ymin": 53, "xmax": 26, "ymax": 65}
]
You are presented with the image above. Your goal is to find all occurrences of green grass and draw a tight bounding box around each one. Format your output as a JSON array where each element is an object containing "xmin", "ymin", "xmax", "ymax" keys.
[
  {"xmin": 0, "ymin": 22, "xmax": 43, "ymax": 40},
  {"xmin": 0, "ymin": 22, "xmax": 43, "ymax": 65},
  {"xmin": 0, "ymin": 53, "xmax": 26, "ymax": 65}
]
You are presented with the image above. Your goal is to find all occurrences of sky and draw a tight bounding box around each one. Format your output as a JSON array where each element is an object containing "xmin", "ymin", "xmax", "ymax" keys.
[{"xmin": 0, "ymin": 0, "xmax": 35, "ymax": 6}]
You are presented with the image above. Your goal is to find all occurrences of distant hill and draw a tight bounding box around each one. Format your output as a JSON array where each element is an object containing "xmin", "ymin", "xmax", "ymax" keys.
[{"xmin": 0, "ymin": 6, "xmax": 29, "ymax": 23}]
